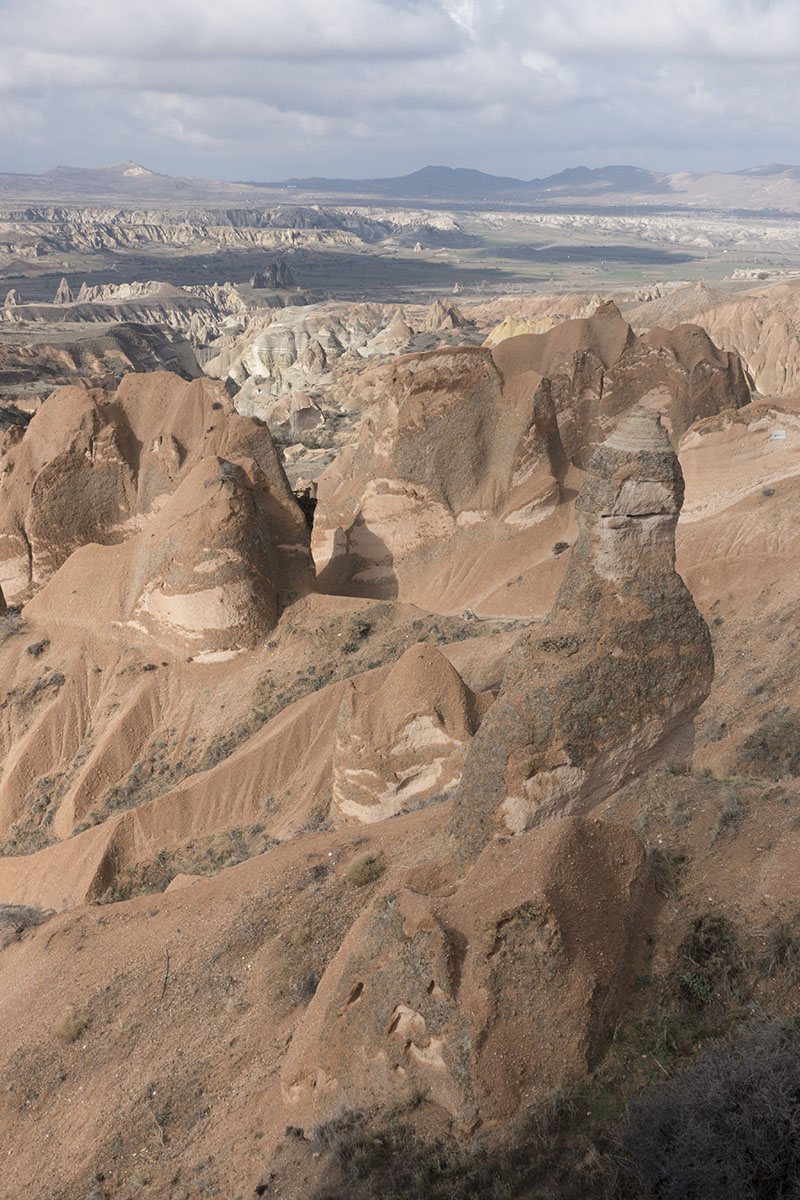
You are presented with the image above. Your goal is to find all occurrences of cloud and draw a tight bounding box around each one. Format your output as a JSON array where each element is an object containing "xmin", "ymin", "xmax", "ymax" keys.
[{"xmin": 1, "ymin": 0, "xmax": 799, "ymax": 178}]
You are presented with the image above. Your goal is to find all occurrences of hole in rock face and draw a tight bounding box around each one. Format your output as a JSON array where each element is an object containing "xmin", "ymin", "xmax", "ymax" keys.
[
  {"xmin": 293, "ymin": 487, "xmax": 317, "ymax": 531},
  {"xmin": 600, "ymin": 511, "xmax": 668, "ymax": 520},
  {"xmin": 427, "ymin": 980, "xmax": 436, "ymax": 994},
  {"xmin": 345, "ymin": 981, "xmax": 364, "ymax": 1006}
]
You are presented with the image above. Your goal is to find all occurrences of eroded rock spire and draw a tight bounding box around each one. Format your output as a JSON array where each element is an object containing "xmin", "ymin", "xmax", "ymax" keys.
[{"xmin": 449, "ymin": 406, "xmax": 713, "ymax": 858}]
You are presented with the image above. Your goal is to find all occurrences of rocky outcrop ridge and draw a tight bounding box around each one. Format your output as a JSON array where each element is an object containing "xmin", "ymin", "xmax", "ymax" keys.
[
  {"xmin": 0, "ymin": 205, "xmax": 468, "ymax": 273},
  {"xmin": 251, "ymin": 259, "xmax": 296, "ymax": 289},
  {"xmin": 1, "ymin": 279, "xmax": 261, "ymax": 350},
  {"xmin": 624, "ymin": 276, "xmax": 800, "ymax": 397},
  {"xmin": 0, "ymin": 321, "xmax": 201, "ymax": 408},
  {"xmin": 449, "ymin": 407, "xmax": 713, "ymax": 859}
]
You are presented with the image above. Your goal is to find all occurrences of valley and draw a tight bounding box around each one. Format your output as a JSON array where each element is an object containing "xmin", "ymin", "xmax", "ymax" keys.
[{"xmin": 0, "ymin": 176, "xmax": 798, "ymax": 1200}]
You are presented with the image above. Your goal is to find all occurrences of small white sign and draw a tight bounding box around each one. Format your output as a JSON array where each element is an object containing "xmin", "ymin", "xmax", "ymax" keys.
[{"xmin": 771, "ymin": 429, "xmax": 787, "ymax": 440}]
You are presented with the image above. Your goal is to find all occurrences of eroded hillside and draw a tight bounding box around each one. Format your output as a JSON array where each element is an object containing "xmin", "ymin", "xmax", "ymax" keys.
[{"xmin": 0, "ymin": 296, "xmax": 798, "ymax": 1200}]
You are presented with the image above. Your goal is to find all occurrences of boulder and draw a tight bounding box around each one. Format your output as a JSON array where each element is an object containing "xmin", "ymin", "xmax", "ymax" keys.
[{"xmin": 282, "ymin": 817, "xmax": 651, "ymax": 1131}]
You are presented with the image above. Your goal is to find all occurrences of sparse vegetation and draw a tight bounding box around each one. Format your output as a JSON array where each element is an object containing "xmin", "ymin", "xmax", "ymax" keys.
[
  {"xmin": 54, "ymin": 1005, "xmax": 88, "ymax": 1042},
  {"xmin": 0, "ymin": 604, "xmax": 24, "ymax": 646},
  {"xmin": 737, "ymin": 710, "xmax": 800, "ymax": 780},
  {"xmin": 757, "ymin": 914, "xmax": 800, "ymax": 983},
  {"xmin": 99, "ymin": 823, "xmax": 278, "ymax": 902},
  {"xmin": 676, "ymin": 913, "xmax": 746, "ymax": 1011},
  {"xmin": 344, "ymin": 850, "xmax": 387, "ymax": 888},
  {"xmin": 291, "ymin": 970, "xmax": 321, "ymax": 1006},
  {"xmin": 0, "ymin": 903, "xmax": 50, "ymax": 949},
  {"xmin": 713, "ymin": 790, "xmax": 748, "ymax": 838},
  {"xmin": 310, "ymin": 1094, "xmax": 604, "ymax": 1200}
]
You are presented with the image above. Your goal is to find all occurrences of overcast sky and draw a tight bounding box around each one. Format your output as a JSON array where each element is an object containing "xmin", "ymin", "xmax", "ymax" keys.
[{"xmin": 1, "ymin": 0, "xmax": 799, "ymax": 181}]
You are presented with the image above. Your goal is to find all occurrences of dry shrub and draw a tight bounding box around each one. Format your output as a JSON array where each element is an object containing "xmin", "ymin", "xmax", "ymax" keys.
[
  {"xmin": 737, "ymin": 710, "xmax": 800, "ymax": 781},
  {"xmin": 54, "ymin": 1005, "xmax": 87, "ymax": 1042},
  {"xmin": 619, "ymin": 1019, "xmax": 800, "ymax": 1199},
  {"xmin": 676, "ymin": 912, "xmax": 745, "ymax": 1010},
  {"xmin": 758, "ymin": 915, "xmax": 800, "ymax": 984},
  {"xmin": 0, "ymin": 903, "xmax": 49, "ymax": 949},
  {"xmin": 345, "ymin": 851, "xmax": 386, "ymax": 888}
]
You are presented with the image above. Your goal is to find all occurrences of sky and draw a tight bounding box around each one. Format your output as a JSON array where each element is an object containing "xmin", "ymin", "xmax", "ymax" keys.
[{"xmin": 1, "ymin": 0, "xmax": 800, "ymax": 181}]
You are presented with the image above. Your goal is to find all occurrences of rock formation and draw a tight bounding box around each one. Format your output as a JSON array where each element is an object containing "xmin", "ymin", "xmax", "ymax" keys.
[
  {"xmin": 27, "ymin": 453, "xmax": 304, "ymax": 654},
  {"xmin": 263, "ymin": 391, "xmax": 325, "ymax": 441},
  {"xmin": 312, "ymin": 304, "xmax": 749, "ymax": 613},
  {"xmin": 624, "ymin": 277, "xmax": 800, "ymax": 397},
  {"xmin": 3, "ymin": 288, "xmax": 21, "ymax": 307},
  {"xmin": 53, "ymin": 276, "xmax": 74, "ymax": 304},
  {"xmin": 251, "ymin": 258, "xmax": 296, "ymax": 289},
  {"xmin": 449, "ymin": 407, "xmax": 713, "ymax": 859},
  {"xmin": 0, "ymin": 321, "xmax": 202, "ymax": 409},
  {"xmin": 491, "ymin": 301, "xmax": 750, "ymax": 462},
  {"xmin": 424, "ymin": 297, "xmax": 471, "ymax": 330},
  {"xmin": 0, "ymin": 372, "xmax": 311, "ymax": 604},
  {"xmin": 331, "ymin": 643, "xmax": 493, "ymax": 823},
  {"xmin": 282, "ymin": 816, "xmax": 651, "ymax": 1131}
]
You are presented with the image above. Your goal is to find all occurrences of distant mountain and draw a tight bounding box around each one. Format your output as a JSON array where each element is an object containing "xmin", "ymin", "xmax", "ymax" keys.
[
  {"xmin": 279, "ymin": 162, "xmax": 800, "ymax": 210},
  {"xmin": 284, "ymin": 164, "xmax": 529, "ymax": 198},
  {"xmin": 0, "ymin": 161, "xmax": 284, "ymax": 203},
  {"xmin": 5, "ymin": 160, "xmax": 800, "ymax": 212},
  {"xmin": 528, "ymin": 165, "xmax": 674, "ymax": 196}
]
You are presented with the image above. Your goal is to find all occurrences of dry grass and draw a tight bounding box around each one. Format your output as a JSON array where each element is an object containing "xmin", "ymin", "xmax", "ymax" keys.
[
  {"xmin": 345, "ymin": 850, "xmax": 387, "ymax": 888},
  {"xmin": 54, "ymin": 1006, "xmax": 88, "ymax": 1042}
]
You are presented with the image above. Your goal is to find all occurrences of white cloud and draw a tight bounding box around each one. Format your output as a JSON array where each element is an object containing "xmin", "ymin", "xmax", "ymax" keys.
[{"xmin": 1, "ymin": 0, "xmax": 800, "ymax": 178}]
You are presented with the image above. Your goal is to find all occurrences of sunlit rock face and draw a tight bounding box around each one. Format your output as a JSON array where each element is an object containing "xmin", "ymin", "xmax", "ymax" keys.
[
  {"xmin": 330, "ymin": 643, "xmax": 493, "ymax": 824},
  {"xmin": 449, "ymin": 407, "xmax": 713, "ymax": 859},
  {"xmin": 0, "ymin": 372, "xmax": 311, "ymax": 607}
]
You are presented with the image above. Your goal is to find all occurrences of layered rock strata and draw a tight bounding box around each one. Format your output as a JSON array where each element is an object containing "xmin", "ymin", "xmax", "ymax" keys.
[{"xmin": 331, "ymin": 643, "xmax": 493, "ymax": 823}]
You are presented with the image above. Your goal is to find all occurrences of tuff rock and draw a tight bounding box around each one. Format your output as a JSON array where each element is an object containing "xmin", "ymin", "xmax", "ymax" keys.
[{"xmin": 449, "ymin": 406, "xmax": 714, "ymax": 859}]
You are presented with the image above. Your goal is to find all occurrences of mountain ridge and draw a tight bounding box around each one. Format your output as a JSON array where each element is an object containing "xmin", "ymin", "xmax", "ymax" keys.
[{"xmin": 6, "ymin": 159, "xmax": 800, "ymax": 211}]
